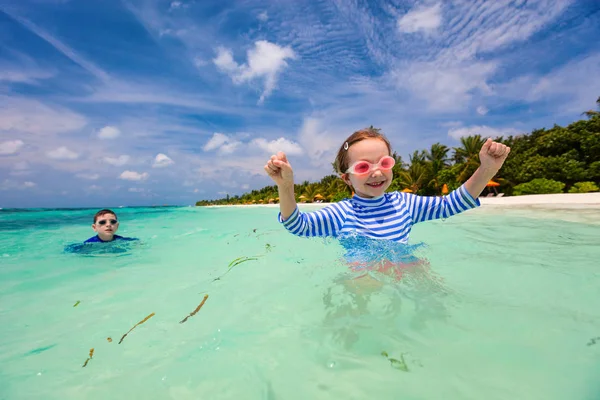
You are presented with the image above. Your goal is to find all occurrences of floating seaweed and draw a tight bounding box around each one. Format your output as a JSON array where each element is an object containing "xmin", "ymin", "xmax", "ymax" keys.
[
  {"xmin": 265, "ymin": 243, "xmax": 273, "ymax": 252},
  {"xmin": 106, "ymin": 337, "xmax": 112, "ymax": 343},
  {"xmin": 73, "ymin": 301, "xmax": 80, "ymax": 307},
  {"xmin": 82, "ymin": 348, "xmax": 94, "ymax": 367},
  {"xmin": 587, "ymin": 336, "xmax": 600, "ymax": 346},
  {"xmin": 381, "ymin": 351, "xmax": 409, "ymax": 372},
  {"xmin": 180, "ymin": 294, "xmax": 209, "ymax": 324},
  {"xmin": 118, "ymin": 313, "xmax": 155, "ymax": 344},
  {"xmin": 211, "ymin": 256, "xmax": 260, "ymax": 282}
]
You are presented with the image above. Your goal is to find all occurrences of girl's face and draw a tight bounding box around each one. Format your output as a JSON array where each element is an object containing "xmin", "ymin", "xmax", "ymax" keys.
[{"xmin": 342, "ymin": 138, "xmax": 393, "ymax": 198}]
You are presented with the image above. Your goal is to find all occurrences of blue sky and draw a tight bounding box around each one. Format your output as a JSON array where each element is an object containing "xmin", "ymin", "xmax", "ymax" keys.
[{"xmin": 1, "ymin": 0, "xmax": 599, "ymax": 208}]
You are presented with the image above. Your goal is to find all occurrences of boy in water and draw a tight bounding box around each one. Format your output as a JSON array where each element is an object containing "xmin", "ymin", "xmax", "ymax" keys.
[{"xmin": 85, "ymin": 209, "xmax": 138, "ymax": 243}]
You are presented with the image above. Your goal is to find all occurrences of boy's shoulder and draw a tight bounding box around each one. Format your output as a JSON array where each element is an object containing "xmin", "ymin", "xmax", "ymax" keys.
[{"xmin": 84, "ymin": 235, "xmax": 138, "ymax": 243}]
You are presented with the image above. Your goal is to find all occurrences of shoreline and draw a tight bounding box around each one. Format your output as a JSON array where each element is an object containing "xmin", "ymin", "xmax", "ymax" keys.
[{"xmin": 204, "ymin": 192, "xmax": 600, "ymax": 209}]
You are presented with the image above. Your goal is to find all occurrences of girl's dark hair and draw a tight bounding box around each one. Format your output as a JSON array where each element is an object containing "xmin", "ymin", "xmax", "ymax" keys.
[{"xmin": 333, "ymin": 127, "xmax": 392, "ymax": 174}]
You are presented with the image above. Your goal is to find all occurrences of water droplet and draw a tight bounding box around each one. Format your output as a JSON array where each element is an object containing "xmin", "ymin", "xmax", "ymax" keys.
[
  {"xmin": 328, "ymin": 362, "xmax": 336, "ymax": 368},
  {"xmin": 162, "ymin": 376, "xmax": 166, "ymax": 381},
  {"xmin": 37, "ymin": 372, "xmax": 42, "ymax": 376}
]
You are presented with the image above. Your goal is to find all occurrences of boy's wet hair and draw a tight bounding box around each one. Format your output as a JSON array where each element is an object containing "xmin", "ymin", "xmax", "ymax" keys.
[
  {"xmin": 333, "ymin": 127, "xmax": 392, "ymax": 174},
  {"xmin": 93, "ymin": 209, "xmax": 117, "ymax": 223}
]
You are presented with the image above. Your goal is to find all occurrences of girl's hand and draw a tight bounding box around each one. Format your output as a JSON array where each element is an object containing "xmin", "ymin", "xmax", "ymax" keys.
[
  {"xmin": 264, "ymin": 151, "xmax": 294, "ymax": 188},
  {"xmin": 479, "ymin": 138, "xmax": 511, "ymax": 172}
]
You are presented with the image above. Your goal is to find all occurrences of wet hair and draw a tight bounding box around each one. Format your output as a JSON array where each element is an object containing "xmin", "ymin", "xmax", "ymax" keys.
[
  {"xmin": 333, "ymin": 127, "xmax": 393, "ymax": 174},
  {"xmin": 93, "ymin": 209, "xmax": 117, "ymax": 223}
]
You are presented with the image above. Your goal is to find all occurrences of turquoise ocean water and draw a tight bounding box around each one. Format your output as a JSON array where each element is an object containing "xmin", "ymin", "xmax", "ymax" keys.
[{"xmin": 1, "ymin": 204, "xmax": 599, "ymax": 399}]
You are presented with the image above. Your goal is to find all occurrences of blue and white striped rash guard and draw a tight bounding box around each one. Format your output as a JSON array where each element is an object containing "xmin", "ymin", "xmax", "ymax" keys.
[{"xmin": 278, "ymin": 184, "xmax": 480, "ymax": 244}]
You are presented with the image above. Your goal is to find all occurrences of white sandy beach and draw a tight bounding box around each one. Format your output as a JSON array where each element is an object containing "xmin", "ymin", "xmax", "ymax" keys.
[{"xmin": 207, "ymin": 192, "xmax": 600, "ymax": 209}]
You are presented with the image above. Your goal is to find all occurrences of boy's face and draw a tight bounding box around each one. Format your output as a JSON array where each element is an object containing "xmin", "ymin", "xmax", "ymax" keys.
[{"xmin": 92, "ymin": 213, "xmax": 119, "ymax": 241}]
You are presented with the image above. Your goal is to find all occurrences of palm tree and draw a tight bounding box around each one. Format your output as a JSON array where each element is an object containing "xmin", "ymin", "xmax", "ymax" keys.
[
  {"xmin": 426, "ymin": 143, "xmax": 450, "ymax": 193},
  {"xmin": 582, "ymin": 96, "xmax": 600, "ymax": 118},
  {"xmin": 396, "ymin": 163, "xmax": 428, "ymax": 193},
  {"xmin": 453, "ymin": 135, "xmax": 486, "ymax": 182}
]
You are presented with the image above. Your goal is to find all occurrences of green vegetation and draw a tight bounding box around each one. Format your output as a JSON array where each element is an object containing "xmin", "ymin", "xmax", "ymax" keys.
[{"xmin": 196, "ymin": 98, "xmax": 600, "ymax": 206}]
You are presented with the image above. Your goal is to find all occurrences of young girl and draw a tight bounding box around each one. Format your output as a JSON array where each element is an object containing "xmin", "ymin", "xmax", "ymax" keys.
[{"xmin": 264, "ymin": 127, "xmax": 510, "ymax": 280}]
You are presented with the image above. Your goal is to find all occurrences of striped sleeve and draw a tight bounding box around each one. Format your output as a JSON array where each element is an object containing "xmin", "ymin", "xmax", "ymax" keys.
[
  {"xmin": 277, "ymin": 203, "xmax": 348, "ymax": 238},
  {"xmin": 403, "ymin": 184, "xmax": 480, "ymax": 224}
]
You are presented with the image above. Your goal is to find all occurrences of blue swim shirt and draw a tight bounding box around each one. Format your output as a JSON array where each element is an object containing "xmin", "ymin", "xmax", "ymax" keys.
[
  {"xmin": 84, "ymin": 234, "xmax": 138, "ymax": 243},
  {"xmin": 278, "ymin": 184, "xmax": 480, "ymax": 244}
]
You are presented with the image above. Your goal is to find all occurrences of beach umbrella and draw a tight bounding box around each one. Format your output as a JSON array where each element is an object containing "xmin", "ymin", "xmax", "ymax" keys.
[
  {"xmin": 313, "ymin": 194, "xmax": 325, "ymax": 201},
  {"xmin": 486, "ymin": 180, "xmax": 500, "ymax": 195},
  {"xmin": 441, "ymin": 183, "xmax": 449, "ymax": 195},
  {"xmin": 401, "ymin": 188, "xmax": 413, "ymax": 193}
]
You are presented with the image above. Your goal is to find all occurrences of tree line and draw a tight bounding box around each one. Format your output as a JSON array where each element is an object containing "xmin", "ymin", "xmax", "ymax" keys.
[{"xmin": 196, "ymin": 97, "xmax": 600, "ymax": 206}]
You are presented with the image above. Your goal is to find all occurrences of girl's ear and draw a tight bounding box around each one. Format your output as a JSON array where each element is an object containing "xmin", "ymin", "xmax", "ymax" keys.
[{"xmin": 341, "ymin": 173, "xmax": 352, "ymax": 187}]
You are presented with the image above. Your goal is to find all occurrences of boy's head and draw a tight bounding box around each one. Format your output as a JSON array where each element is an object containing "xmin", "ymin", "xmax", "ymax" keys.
[
  {"xmin": 334, "ymin": 127, "xmax": 394, "ymax": 199},
  {"xmin": 92, "ymin": 209, "xmax": 119, "ymax": 241}
]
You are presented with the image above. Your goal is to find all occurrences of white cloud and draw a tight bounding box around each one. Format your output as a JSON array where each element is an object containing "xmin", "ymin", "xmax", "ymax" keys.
[
  {"xmin": 119, "ymin": 170, "xmax": 149, "ymax": 181},
  {"xmin": 128, "ymin": 187, "xmax": 145, "ymax": 192},
  {"xmin": 397, "ymin": 3, "xmax": 442, "ymax": 34},
  {"xmin": 88, "ymin": 185, "xmax": 101, "ymax": 191},
  {"xmin": 169, "ymin": 1, "xmax": 182, "ymax": 10},
  {"xmin": 97, "ymin": 126, "xmax": 121, "ymax": 139},
  {"xmin": 297, "ymin": 117, "xmax": 341, "ymax": 165},
  {"xmin": 203, "ymin": 132, "xmax": 241, "ymax": 154},
  {"xmin": 153, "ymin": 153, "xmax": 174, "ymax": 168},
  {"xmin": 46, "ymin": 146, "xmax": 79, "ymax": 160},
  {"xmin": 258, "ymin": 11, "xmax": 268, "ymax": 22},
  {"xmin": 241, "ymin": 184, "xmax": 250, "ymax": 190},
  {"xmin": 448, "ymin": 125, "xmax": 519, "ymax": 140},
  {"xmin": 0, "ymin": 140, "xmax": 24, "ymax": 155},
  {"xmin": 250, "ymin": 137, "xmax": 303, "ymax": 155},
  {"xmin": 392, "ymin": 61, "xmax": 496, "ymax": 111},
  {"xmin": 76, "ymin": 173, "xmax": 100, "ymax": 180},
  {"xmin": 1, "ymin": 179, "xmax": 36, "ymax": 190},
  {"xmin": 476, "ymin": 106, "xmax": 489, "ymax": 115},
  {"xmin": 0, "ymin": 96, "xmax": 87, "ymax": 135},
  {"xmin": 213, "ymin": 40, "xmax": 296, "ymax": 103},
  {"xmin": 104, "ymin": 155, "xmax": 130, "ymax": 166},
  {"xmin": 0, "ymin": 67, "xmax": 54, "ymax": 84},
  {"xmin": 193, "ymin": 57, "xmax": 208, "ymax": 68}
]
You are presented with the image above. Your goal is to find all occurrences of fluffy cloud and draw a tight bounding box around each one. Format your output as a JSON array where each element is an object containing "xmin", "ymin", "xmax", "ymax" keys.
[
  {"xmin": 104, "ymin": 155, "xmax": 130, "ymax": 166},
  {"xmin": 202, "ymin": 132, "xmax": 241, "ymax": 154},
  {"xmin": 97, "ymin": 125, "xmax": 120, "ymax": 139},
  {"xmin": 257, "ymin": 11, "xmax": 268, "ymax": 22},
  {"xmin": 0, "ymin": 140, "xmax": 24, "ymax": 155},
  {"xmin": 128, "ymin": 187, "xmax": 145, "ymax": 192},
  {"xmin": 476, "ymin": 106, "xmax": 489, "ymax": 116},
  {"xmin": 119, "ymin": 170, "xmax": 148, "ymax": 181},
  {"xmin": 397, "ymin": 3, "xmax": 442, "ymax": 34},
  {"xmin": 76, "ymin": 173, "xmax": 100, "ymax": 180},
  {"xmin": 250, "ymin": 137, "xmax": 303, "ymax": 155},
  {"xmin": 448, "ymin": 125, "xmax": 519, "ymax": 140},
  {"xmin": 46, "ymin": 146, "xmax": 79, "ymax": 160},
  {"xmin": 213, "ymin": 40, "xmax": 296, "ymax": 103},
  {"xmin": 153, "ymin": 153, "xmax": 174, "ymax": 168}
]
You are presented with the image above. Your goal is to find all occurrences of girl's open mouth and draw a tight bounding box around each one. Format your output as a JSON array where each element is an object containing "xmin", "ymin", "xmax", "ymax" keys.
[{"xmin": 367, "ymin": 181, "xmax": 385, "ymax": 188}]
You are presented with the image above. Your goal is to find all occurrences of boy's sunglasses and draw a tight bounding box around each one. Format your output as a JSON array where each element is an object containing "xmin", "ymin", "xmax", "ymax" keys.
[
  {"xmin": 97, "ymin": 219, "xmax": 118, "ymax": 225},
  {"xmin": 345, "ymin": 156, "xmax": 395, "ymax": 176}
]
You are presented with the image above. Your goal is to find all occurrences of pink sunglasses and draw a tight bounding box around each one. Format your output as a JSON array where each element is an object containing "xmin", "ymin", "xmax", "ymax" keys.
[{"xmin": 345, "ymin": 156, "xmax": 395, "ymax": 175}]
